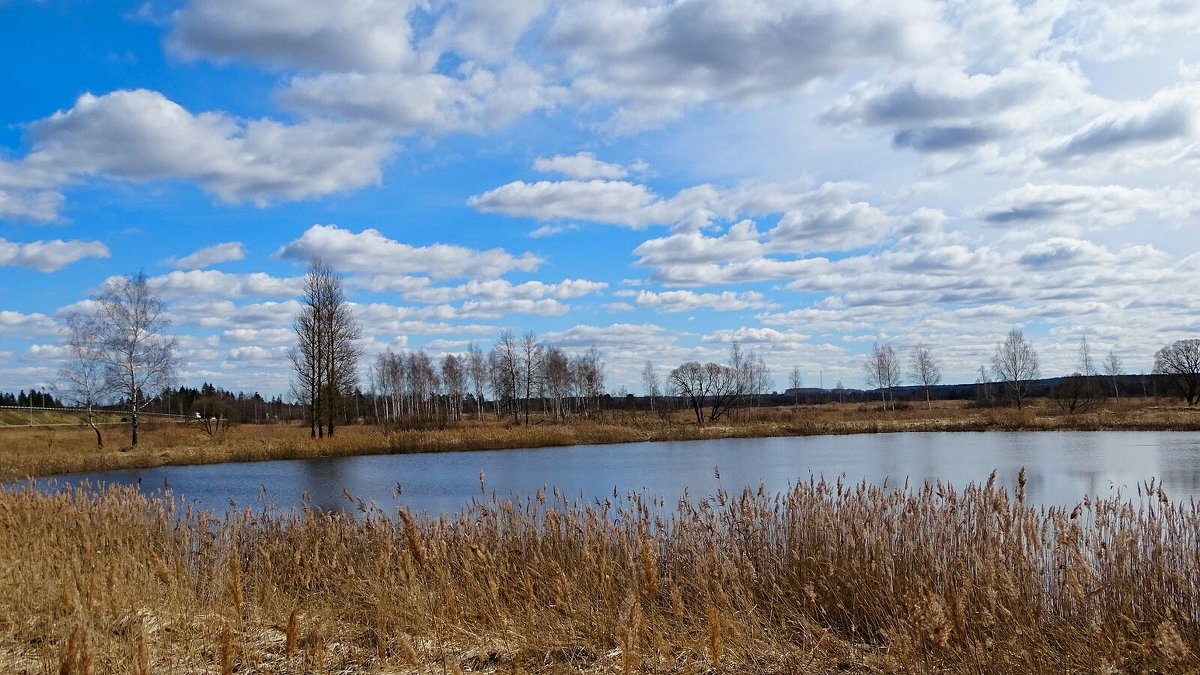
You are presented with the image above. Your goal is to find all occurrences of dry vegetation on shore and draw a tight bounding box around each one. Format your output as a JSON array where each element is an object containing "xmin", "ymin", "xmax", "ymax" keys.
[
  {"xmin": 2, "ymin": 473, "xmax": 1198, "ymax": 673},
  {"xmin": 3, "ymin": 398, "xmax": 1200, "ymax": 482}
]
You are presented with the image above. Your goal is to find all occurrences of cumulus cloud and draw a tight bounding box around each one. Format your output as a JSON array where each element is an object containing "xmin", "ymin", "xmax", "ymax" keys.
[
  {"xmin": 469, "ymin": 179, "xmax": 711, "ymax": 228},
  {"xmin": 621, "ymin": 289, "xmax": 776, "ymax": 313},
  {"xmin": 0, "ymin": 311, "xmax": 61, "ymax": 337},
  {"xmin": 822, "ymin": 61, "xmax": 1095, "ymax": 159},
  {"xmin": 278, "ymin": 65, "xmax": 565, "ymax": 135},
  {"xmin": 404, "ymin": 278, "xmax": 607, "ymax": 304},
  {"xmin": 534, "ymin": 152, "xmax": 628, "ymax": 179},
  {"xmin": 277, "ymin": 224, "xmax": 543, "ymax": 279},
  {"xmin": 170, "ymin": 0, "xmax": 422, "ymax": 71},
  {"xmin": 1044, "ymin": 86, "xmax": 1199, "ymax": 162},
  {"xmin": 0, "ymin": 160, "xmax": 65, "ymax": 222},
  {"xmin": 167, "ymin": 242, "xmax": 246, "ymax": 270},
  {"xmin": 471, "ymin": 177, "xmax": 894, "ymax": 247},
  {"xmin": 541, "ymin": 322, "xmax": 669, "ymax": 350},
  {"xmin": 529, "ymin": 223, "xmax": 579, "ymax": 238},
  {"xmin": 633, "ymin": 220, "xmax": 765, "ymax": 268},
  {"xmin": 766, "ymin": 195, "xmax": 892, "ymax": 253},
  {"xmin": 548, "ymin": 0, "xmax": 945, "ymax": 131},
  {"xmin": 23, "ymin": 90, "xmax": 394, "ymax": 209},
  {"xmin": 976, "ymin": 183, "xmax": 1198, "ymax": 228},
  {"xmin": 0, "ymin": 238, "xmax": 111, "ymax": 272},
  {"xmin": 146, "ymin": 270, "xmax": 301, "ymax": 299}
]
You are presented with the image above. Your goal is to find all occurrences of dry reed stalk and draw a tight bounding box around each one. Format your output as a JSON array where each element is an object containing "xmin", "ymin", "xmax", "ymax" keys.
[
  {"xmin": 219, "ymin": 627, "xmax": 234, "ymax": 675},
  {"xmin": 284, "ymin": 609, "xmax": 298, "ymax": 659},
  {"xmin": 133, "ymin": 618, "xmax": 150, "ymax": 675},
  {"xmin": 226, "ymin": 550, "xmax": 244, "ymax": 619},
  {"xmin": 706, "ymin": 601, "xmax": 723, "ymax": 670},
  {"xmin": 5, "ymin": 475, "xmax": 1200, "ymax": 673},
  {"xmin": 397, "ymin": 509, "xmax": 426, "ymax": 565}
]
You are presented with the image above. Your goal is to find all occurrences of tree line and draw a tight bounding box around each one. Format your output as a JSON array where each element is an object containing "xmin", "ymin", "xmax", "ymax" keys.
[
  {"xmin": 50, "ymin": 266, "xmax": 1200, "ymax": 449},
  {"xmin": 0, "ymin": 390, "xmax": 65, "ymax": 408}
]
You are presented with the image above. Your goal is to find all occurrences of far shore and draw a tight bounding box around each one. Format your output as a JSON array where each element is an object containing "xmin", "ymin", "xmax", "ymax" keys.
[{"xmin": 2, "ymin": 398, "xmax": 1198, "ymax": 482}]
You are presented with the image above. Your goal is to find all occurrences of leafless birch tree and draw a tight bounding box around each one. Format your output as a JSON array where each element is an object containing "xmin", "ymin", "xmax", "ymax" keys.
[
  {"xmin": 95, "ymin": 272, "xmax": 178, "ymax": 447},
  {"xmin": 55, "ymin": 312, "xmax": 110, "ymax": 448},
  {"xmin": 289, "ymin": 260, "xmax": 361, "ymax": 438},
  {"xmin": 907, "ymin": 343, "xmax": 941, "ymax": 409},
  {"xmin": 641, "ymin": 361, "xmax": 661, "ymax": 411},
  {"xmin": 864, "ymin": 342, "xmax": 901, "ymax": 409},
  {"xmin": 1102, "ymin": 349, "xmax": 1123, "ymax": 398},
  {"xmin": 991, "ymin": 328, "xmax": 1039, "ymax": 410}
]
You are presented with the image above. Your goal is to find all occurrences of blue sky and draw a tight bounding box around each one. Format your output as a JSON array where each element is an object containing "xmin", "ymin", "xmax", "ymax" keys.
[{"xmin": 3, "ymin": 0, "xmax": 1200, "ymax": 397}]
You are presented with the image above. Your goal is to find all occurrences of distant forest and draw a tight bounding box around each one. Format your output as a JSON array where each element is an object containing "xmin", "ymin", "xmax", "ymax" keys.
[{"xmin": 0, "ymin": 372, "xmax": 1169, "ymax": 426}]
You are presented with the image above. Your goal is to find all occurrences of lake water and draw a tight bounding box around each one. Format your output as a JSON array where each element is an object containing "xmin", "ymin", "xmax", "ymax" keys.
[{"xmin": 17, "ymin": 431, "xmax": 1200, "ymax": 515}]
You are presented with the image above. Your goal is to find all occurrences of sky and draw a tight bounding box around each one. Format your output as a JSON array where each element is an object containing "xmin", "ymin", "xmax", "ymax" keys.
[{"xmin": 2, "ymin": 0, "xmax": 1200, "ymax": 398}]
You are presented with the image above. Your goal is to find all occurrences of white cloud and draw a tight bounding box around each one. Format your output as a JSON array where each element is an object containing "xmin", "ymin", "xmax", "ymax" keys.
[
  {"xmin": 471, "ymin": 177, "xmax": 893, "ymax": 245},
  {"xmin": 975, "ymin": 183, "xmax": 1198, "ymax": 228},
  {"xmin": 548, "ymin": 0, "xmax": 946, "ymax": 131},
  {"xmin": 621, "ymin": 289, "xmax": 776, "ymax": 313},
  {"xmin": 0, "ymin": 238, "xmax": 111, "ymax": 272},
  {"xmin": 24, "ymin": 89, "xmax": 394, "ymax": 209},
  {"xmin": 404, "ymin": 278, "xmax": 607, "ymax": 304},
  {"xmin": 170, "ymin": 0, "xmax": 422, "ymax": 72},
  {"xmin": 145, "ymin": 270, "xmax": 300, "ymax": 299},
  {"xmin": 470, "ymin": 179, "xmax": 708, "ymax": 228},
  {"xmin": 534, "ymin": 152, "xmax": 628, "ymax": 179},
  {"xmin": 0, "ymin": 159, "xmax": 64, "ymax": 222},
  {"xmin": 277, "ymin": 224, "xmax": 543, "ymax": 279},
  {"xmin": 529, "ymin": 223, "xmax": 579, "ymax": 238},
  {"xmin": 279, "ymin": 65, "xmax": 565, "ymax": 135},
  {"xmin": 1052, "ymin": 0, "xmax": 1200, "ymax": 61},
  {"xmin": 1043, "ymin": 85, "xmax": 1200, "ymax": 163},
  {"xmin": 168, "ymin": 242, "xmax": 246, "ymax": 270},
  {"xmin": 0, "ymin": 311, "xmax": 61, "ymax": 337}
]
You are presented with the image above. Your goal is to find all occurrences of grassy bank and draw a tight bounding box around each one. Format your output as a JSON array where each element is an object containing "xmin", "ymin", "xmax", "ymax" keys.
[
  {"xmin": 2, "ymin": 476, "xmax": 1197, "ymax": 673},
  {"xmin": 3, "ymin": 398, "xmax": 1200, "ymax": 481}
]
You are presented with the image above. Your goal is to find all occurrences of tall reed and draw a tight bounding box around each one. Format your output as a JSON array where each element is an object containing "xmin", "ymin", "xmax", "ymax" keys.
[{"xmin": 1, "ymin": 474, "xmax": 1197, "ymax": 672}]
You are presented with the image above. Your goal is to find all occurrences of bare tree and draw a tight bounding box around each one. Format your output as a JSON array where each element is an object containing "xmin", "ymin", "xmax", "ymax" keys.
[
  {"xmin": 1102, "ymin": 349, "xmax": 1123, "ymax": 398},
  {"xmin": 55, "ymin": 312, "xmax": 110, "ymax": 448},
  {"xmin": 991, "ymin": 328, "xmax": 1040, "ymax": 410},
  {"xmin": 289, "ymin": 260, "xmax": 361, "ymax": 438},
  {"xmin": 441, "ymin": 354, "xmax": 465, "ymax": 422},
  {"xmin": 574, "ymin": 347, "xmax": 605, "ymax": 418},
  {"xmin": 864, "ymin": 342, "xmax": 901, "ymax": 409},
  {"xmin": 492, "ymin": 331, "xmax": 522, "ymax": 424},
  {"xmin": 906, "ymin": 343, "xmax": 941, "ymax": 409},
  {"xmin": 542, "ymin": 346, "xmax": 572, "ymax": 421},
  {"xmin": 95, "ymin": 272, "xmax": 178, "ymax": 447},
  {"xmin": 1052, "ymin": 335, "xmax": 1103, "ymax": 414},
  {"xmin": 1078, "ymin": 335, "xmax": 1095, "ymax": 377},
  {"xmin": 788, "ymin": 367, "xmax": 802, "ymax": 406},
  {"xmin": 641, "ymin": 361, "xmax": 661, "ymax": 411},
  {"xmin": 975, "ymin": 364, "xmax": 994, "ymax": 406},
  {"xmin": 668, "ymin": 361, "xmax": 709, "ymax": 424},
  {"xmin": 1153, "ymin": 339, "xmax": 1200, "ymax": 405},
  {"xmin": 466, "ymin": 343, "xmax": 488, "ymax": 418},
  {"xmin": 519, "ymin": 331, "xmax": 544, "ymax": 424}
]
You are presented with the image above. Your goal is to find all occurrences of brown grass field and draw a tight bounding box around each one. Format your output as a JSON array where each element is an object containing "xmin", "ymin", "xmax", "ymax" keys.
[
  {"xmin": 1, "ymin": 473, "xmax": 1197, "ymax": 673},
  {"xmin": 3, "ymin": 398, "xmax": 1200, "ymax": 672},
  {"xmin": 2, "ymin": 397, "xmax": 1200, "ymax": 482}
]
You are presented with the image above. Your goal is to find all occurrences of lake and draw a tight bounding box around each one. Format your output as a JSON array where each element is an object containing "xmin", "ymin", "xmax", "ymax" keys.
[{"xmin": 18, "ymin": 431, "xmax": 1200, "ymax": 515}]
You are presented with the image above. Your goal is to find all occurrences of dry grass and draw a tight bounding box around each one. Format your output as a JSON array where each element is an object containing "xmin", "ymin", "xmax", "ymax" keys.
[
  {"xmin": 3, "ymin": 398, "xmax": 1200, "ymax": 481},
  {"xmin": 2, "ymin": 474, "xmax": 1198, "ymax": 673}
]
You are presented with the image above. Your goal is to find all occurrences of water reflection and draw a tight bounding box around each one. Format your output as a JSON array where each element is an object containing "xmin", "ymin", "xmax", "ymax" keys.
[{"xmin": 16, "ymin": 431, "xmax": 1200, "ymax": 516}]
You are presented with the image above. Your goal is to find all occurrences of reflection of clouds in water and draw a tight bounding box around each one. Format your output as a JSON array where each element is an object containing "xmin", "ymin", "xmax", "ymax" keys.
[{"xmin": 19, "ymin": 432, "xmax": 1200, "ymax": 518}]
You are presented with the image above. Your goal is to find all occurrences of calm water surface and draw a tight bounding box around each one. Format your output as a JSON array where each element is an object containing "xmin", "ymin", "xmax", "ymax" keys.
[{"xmin": 21, "ymin": 431, "xmax": 1200, "ymax": 515}]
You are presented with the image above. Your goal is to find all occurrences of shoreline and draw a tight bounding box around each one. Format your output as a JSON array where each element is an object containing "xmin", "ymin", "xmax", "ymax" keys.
[{"xmin": 3, "ymin": 399, "xmax": 1199, "ymax": 481}]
